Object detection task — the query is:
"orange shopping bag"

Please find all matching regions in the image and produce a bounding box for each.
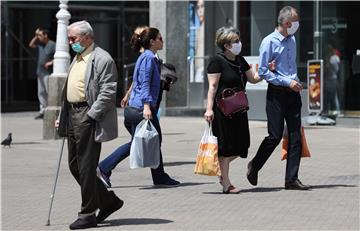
[281,126,311,161]
[194,123,221,176]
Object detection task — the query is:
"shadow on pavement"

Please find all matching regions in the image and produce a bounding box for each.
[310,184,358,189]
[112,185,153,189]
[100,218,173,227]
[139,182,215,190]
[11,142,43,145]
[203,184,358,194]
[240,187,283,193]
[202,187,283,195]
[163,161,196,167]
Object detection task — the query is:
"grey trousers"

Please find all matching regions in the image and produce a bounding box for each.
[37,75,49,114]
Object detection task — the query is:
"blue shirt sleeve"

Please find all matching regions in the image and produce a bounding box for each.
[139,56,155,104]
[258,39,292,87]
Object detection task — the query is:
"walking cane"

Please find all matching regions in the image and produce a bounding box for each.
[46,137,65,226]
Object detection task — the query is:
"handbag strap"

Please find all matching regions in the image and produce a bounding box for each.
[217,54,246,90]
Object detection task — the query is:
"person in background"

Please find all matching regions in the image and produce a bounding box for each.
[29,27,55,119]
[247,6,310,190]
[97,27,180,188]
[204,26,262,194]
[57,20,123,230]
[324,43,340,115]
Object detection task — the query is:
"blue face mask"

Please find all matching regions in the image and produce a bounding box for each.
[71,42,85,53]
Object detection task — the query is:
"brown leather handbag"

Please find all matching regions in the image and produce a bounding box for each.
[216,88,249,117]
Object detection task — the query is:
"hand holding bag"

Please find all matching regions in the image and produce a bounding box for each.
[194,123,221,176]
[130,119,160,169]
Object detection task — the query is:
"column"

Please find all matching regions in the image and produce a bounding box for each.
[43,0,71,139]
[150,1,188,108]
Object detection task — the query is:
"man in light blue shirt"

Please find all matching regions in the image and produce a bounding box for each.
[247,6,310,190]
[258,27,301,88]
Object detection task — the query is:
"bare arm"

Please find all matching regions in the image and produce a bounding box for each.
[28,29,40,48]
[246,60,276,84]
[44,60,54,69]
[120,82,133,108]
[245,69,262,84]
[204,73,220,122]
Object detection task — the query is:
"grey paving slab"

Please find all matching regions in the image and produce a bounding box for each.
[1,112,359,230]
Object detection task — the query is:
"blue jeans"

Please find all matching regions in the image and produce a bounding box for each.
[98,142,131,177]
[98,106,168,183]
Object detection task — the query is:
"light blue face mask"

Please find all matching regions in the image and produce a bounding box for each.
[71,42,85,53]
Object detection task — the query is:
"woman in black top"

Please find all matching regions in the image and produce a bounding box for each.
[204,27,262,193]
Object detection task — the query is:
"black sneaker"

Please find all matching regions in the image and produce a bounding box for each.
[69,215,97,230]
[96,167,111,188]
[97,196,124,223]
[154,177,180,187]
[34,114,44,120]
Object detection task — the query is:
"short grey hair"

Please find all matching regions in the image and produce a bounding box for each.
[277,6,297,25]
[68,20,94,38]
[215,26,240,51]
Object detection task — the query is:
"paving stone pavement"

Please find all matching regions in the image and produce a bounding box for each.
[1,112,359,231]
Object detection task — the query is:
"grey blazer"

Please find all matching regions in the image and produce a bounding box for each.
[58,44,118,142]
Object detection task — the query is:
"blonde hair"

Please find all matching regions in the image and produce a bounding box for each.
[215,27,240,51]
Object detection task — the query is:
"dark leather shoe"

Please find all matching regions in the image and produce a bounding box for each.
[246,161,258,186]
[34,114,44,120]
[285,179,310,190]
[69,215,97,230]
[97,196,124,223]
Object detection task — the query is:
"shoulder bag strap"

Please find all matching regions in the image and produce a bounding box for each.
[217,54,245,90]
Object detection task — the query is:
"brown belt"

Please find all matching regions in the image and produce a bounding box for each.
[268,84,293,93]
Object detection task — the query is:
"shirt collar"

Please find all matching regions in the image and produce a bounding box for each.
[143,49,156,57]
[273,28,286,42]
[77,43,94,63]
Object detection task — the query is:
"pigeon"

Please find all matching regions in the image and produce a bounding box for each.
[1,133,12,147]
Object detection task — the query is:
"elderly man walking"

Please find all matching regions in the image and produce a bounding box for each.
[247,6,310,190]
[57,20,123,230]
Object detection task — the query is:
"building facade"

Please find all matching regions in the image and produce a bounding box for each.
[1,1,149,111]
[2,1,359,118]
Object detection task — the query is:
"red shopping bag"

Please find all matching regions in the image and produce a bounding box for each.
[194,123,221,176]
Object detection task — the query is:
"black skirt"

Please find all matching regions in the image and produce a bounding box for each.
[212,105,250,158]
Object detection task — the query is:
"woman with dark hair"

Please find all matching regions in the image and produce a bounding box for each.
[97,27,180,188]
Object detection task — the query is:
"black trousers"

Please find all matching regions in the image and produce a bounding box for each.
[124,106,167,183]
[251,86,302,182]
[67,105,116,218]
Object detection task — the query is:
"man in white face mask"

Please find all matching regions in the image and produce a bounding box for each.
[247,6,311,190]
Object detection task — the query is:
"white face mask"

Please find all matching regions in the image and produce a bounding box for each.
[287,21,299,35]
[228,41,242,55]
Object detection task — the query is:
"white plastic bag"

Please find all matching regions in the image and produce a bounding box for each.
[130,119,160,169]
